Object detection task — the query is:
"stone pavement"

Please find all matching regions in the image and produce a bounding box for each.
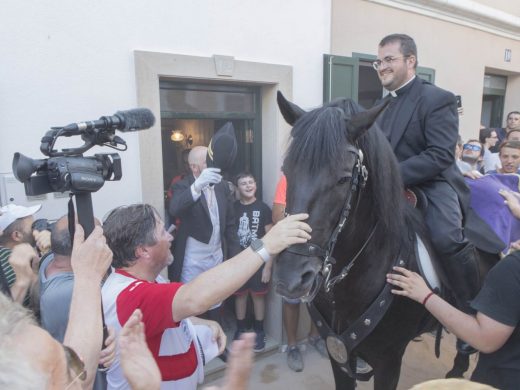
[201,332,478,389]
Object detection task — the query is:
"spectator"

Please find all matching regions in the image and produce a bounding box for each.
[492,111,520,152]
[233,172,273,352]
[461,140,485,173]
[0,204,44,306]
[101,203,310,389]
[272,175,330,373]
[387,254,520,389]
[479,128,500,173]
[455,136,473,174]
[39,215,116,389]
[168,146,241,323]
[488,141,520,174]
[506,129,520,142]
[0,223,113,390]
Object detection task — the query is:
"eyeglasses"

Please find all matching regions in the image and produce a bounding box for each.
[63,345,87,389]
[372,56,410,70]
[463,144,482,152]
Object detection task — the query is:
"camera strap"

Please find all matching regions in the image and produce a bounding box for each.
[68,195,76,249]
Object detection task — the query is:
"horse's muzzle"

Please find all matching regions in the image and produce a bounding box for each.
[274,250,322,299]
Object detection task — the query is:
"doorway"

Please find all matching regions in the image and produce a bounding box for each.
[159,81,262,211]
[481,74,507,128]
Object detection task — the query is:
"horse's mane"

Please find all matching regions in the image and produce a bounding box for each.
[284,98,409,247]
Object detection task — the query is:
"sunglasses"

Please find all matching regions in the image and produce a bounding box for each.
[63,345,87,389]
[463,144,482,152]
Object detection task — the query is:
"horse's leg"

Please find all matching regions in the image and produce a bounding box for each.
[329,359,356,390]
[371,352,404,390]
[445,352,469,378]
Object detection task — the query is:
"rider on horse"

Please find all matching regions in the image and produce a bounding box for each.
[374,34,480,349]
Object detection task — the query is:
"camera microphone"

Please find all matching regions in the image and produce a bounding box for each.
[62,108,155,133]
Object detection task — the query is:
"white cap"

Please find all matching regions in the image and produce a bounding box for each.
[0,204,42,232]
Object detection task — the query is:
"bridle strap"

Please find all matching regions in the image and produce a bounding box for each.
[285,144,370,297]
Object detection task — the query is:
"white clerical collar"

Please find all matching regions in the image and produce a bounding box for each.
[389,75,416,97]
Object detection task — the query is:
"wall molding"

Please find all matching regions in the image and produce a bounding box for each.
[365,0,520,40]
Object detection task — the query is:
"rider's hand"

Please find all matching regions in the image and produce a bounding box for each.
[193,168,222,193]
[386,266,432,304]
[262,213,311,255]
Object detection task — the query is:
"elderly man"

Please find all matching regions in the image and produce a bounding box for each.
[0,204,46,306]
[101,203,310,390]
[374,34,481,352]
[168,145,240,320]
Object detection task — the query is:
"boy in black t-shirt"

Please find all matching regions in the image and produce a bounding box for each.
[233,173,273,352]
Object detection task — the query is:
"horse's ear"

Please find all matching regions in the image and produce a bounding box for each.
[277,91,306,126]
[349,99,390,140]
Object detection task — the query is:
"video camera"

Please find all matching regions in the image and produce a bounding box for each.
[12,108,155,235]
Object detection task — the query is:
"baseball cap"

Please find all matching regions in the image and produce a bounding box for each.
[206,122,237,171]
[0,204,42,232]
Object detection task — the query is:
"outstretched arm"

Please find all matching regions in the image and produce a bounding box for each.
[387,266,514,353]
[172,214,311,322]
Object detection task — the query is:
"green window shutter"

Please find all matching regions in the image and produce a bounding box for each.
[417,66,435,84]
[323,54,359,103]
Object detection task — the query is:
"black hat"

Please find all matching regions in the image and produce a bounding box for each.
[206,122,237,171]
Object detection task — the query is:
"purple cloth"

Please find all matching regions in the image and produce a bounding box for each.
[466,174,520,253]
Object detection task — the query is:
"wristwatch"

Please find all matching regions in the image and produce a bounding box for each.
[250,239,271,263]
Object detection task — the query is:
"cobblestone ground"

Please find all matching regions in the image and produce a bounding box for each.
[201,332,479,389]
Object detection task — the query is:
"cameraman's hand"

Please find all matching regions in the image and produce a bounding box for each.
[193,168,222,193]
[9,243,39,286]
[262,213,311,256]
[71,224,112,284]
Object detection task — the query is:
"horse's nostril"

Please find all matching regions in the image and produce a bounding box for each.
[301,270,315,286]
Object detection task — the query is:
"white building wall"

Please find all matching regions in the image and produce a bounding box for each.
[0,0,331,218]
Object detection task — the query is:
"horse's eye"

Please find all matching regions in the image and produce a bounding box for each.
[337,176,349,185]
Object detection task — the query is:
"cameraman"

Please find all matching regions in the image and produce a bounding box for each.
[0,204,49,307]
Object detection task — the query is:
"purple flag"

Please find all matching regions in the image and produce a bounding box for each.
[466,174,520,254]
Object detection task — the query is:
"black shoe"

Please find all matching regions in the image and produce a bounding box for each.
[218,349,228,363]
[456,339,477,355]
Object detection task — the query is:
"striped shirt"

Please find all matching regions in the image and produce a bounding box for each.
[0,246,31,306]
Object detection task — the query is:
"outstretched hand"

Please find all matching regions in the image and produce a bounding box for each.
[386,266,432,304]
[262,213,311,255]
[499,189,520,219]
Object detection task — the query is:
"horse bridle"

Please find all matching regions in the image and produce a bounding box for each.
[285,143,371,301]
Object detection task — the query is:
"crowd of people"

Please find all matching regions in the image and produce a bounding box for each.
[1,32,519,390]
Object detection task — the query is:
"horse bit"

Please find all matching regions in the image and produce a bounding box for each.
[285,143,374,301]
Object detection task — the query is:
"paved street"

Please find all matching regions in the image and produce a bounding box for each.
[202,332,478,389]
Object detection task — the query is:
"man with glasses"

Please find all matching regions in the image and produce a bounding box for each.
[374,34,482,353]
[461,140,485,174]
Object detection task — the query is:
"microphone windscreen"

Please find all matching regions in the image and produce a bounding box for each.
[116,108,156,132]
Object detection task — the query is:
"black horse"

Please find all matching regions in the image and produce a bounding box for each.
[273,92,498,389]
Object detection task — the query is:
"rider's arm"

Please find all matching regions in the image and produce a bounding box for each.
[172,214,311,322]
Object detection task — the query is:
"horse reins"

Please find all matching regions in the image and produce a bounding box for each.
[285,143,373,298]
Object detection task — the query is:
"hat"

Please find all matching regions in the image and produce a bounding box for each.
[0,204,42,232]
[206,122,237,171]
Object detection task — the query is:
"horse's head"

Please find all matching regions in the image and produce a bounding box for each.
[274,92,389,300]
